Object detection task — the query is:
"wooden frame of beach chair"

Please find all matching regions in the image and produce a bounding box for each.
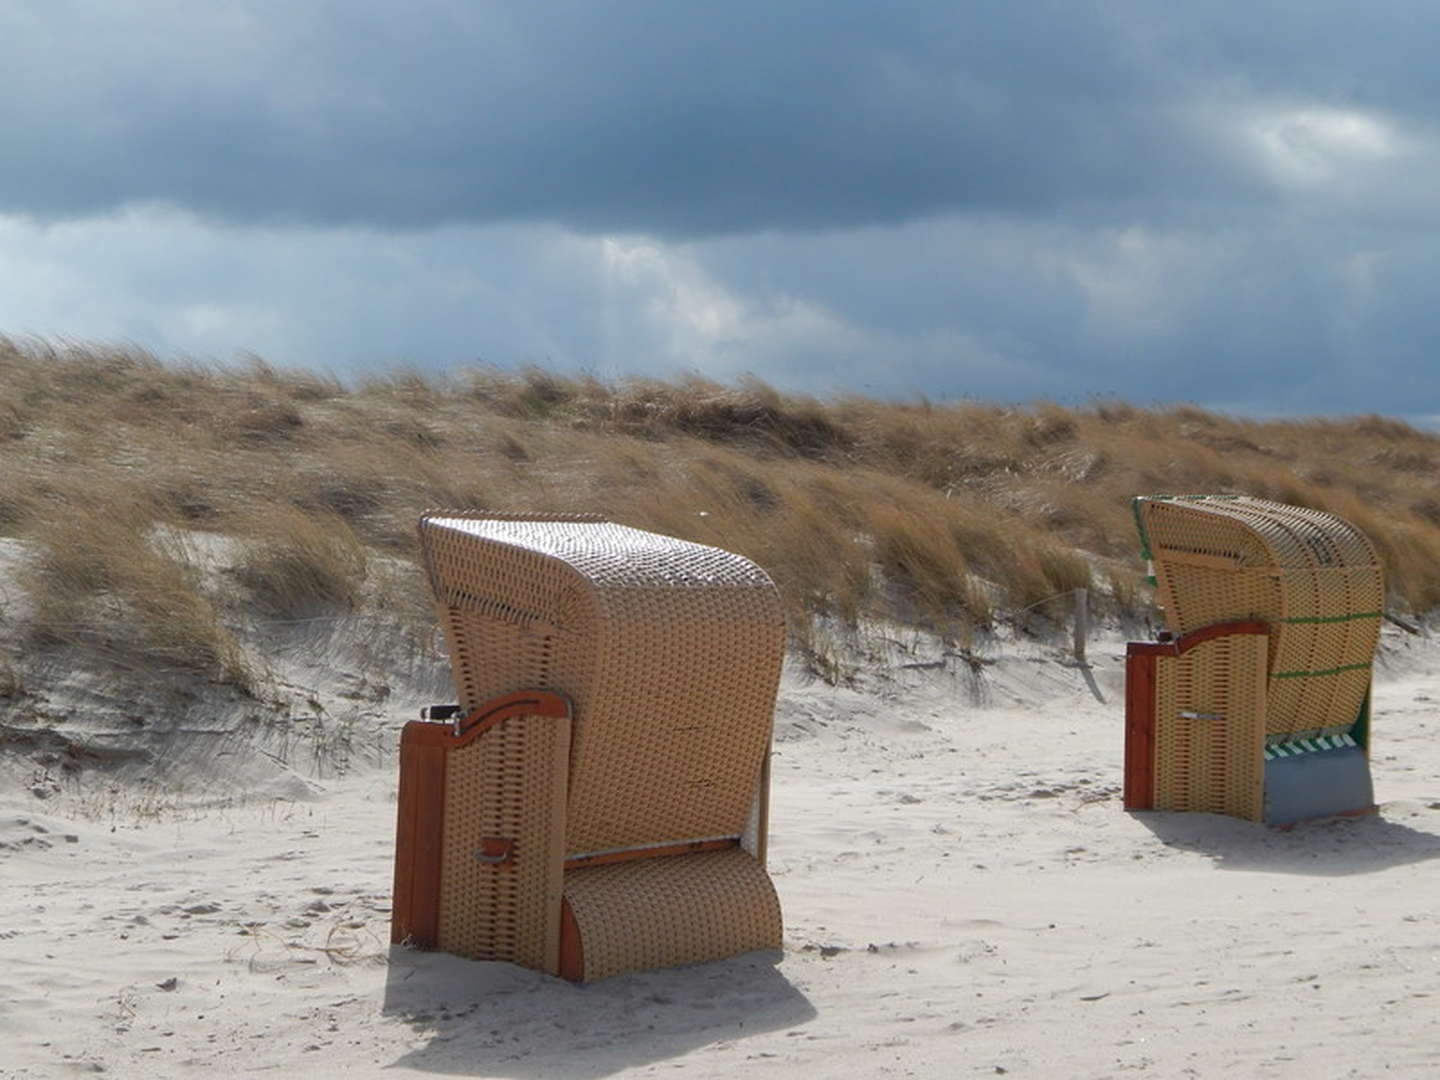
[1124,496,1382,825]
[391,513,785,981]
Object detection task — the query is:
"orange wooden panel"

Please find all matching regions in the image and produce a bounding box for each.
[391,733,447,946]
[1123,647,1157,811]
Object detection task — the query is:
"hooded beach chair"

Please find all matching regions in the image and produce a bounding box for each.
[391,513,784,981]
[1124,496,1383,825]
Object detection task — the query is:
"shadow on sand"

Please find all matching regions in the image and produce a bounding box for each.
[1134,806,1440,875]
[381,947,815,1077]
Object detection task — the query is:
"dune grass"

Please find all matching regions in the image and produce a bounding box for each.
[230,506,369,619]
[17,489,249,685]
[3,335,1440,682]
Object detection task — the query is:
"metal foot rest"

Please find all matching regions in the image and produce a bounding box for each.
[1264,745,1375,827]
[559,847,782,982]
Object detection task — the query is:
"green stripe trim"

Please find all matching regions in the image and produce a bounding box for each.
[1271,662,1372,679]
[1263,732,1360,760]
[1130,497,1154,561]
[1279,612,1382,625]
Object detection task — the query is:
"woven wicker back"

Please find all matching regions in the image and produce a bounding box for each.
[418,513,786,856]
[1133,496,1383,738]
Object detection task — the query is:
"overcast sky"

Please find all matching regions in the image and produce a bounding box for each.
[3,2,1438,417]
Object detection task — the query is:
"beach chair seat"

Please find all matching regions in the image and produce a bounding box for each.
[1124,496,1382,825]
[392,513,785,980]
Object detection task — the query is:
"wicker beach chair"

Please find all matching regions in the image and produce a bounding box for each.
[391,513,785,981]
[1123,496,1383,825]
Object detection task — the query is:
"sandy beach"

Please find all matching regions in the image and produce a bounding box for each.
[4,618,1440,1079]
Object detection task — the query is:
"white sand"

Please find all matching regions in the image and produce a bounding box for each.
[5,621,1440,1079]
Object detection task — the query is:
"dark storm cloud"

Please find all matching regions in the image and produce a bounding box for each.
[682,212,1440,417]
[8,1,1426,236]
[5,2,1440,419]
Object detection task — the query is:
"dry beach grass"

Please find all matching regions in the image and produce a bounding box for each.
[5,334,1440,683]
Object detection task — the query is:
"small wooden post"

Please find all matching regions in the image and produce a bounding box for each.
[1072,587,1088,665]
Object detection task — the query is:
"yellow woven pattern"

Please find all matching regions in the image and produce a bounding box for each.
[436,712,570,973]
[420,513,785,855]
[1138,496,1382,736]
[1154,633,1268,821]
[563,849,783,982]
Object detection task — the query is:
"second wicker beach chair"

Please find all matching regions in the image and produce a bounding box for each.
[391,513,785,981]
[1124,495,1383,825]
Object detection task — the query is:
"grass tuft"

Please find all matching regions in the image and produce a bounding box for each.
[231,507,369,618]
[21,493,249,685]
